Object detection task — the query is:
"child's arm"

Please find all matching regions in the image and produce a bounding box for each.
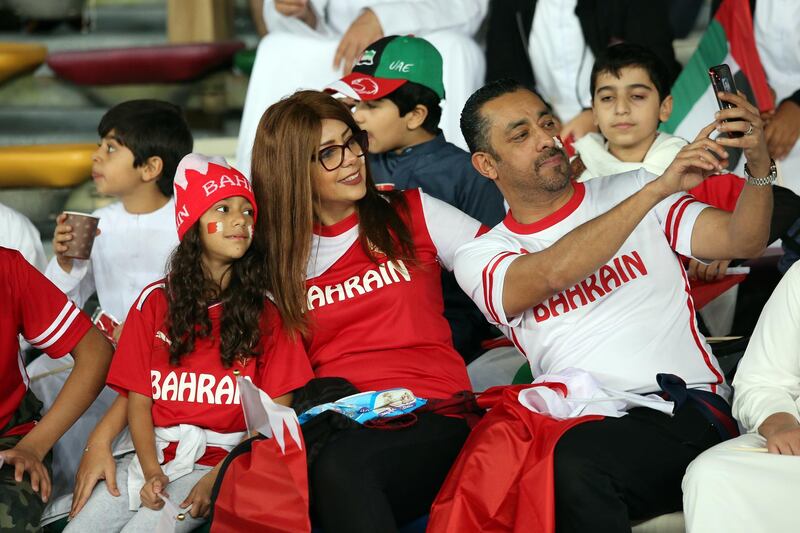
[181,461,223,518]
[128,391,169,510]
[70,395,128,517]
[2,327,112,503]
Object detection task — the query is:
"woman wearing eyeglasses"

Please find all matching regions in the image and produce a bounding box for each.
[250,90,484,533]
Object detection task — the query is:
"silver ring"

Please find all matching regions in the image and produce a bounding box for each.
[745,123,754,135]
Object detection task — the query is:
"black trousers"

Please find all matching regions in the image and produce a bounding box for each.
[308,412,470,533]
[554,404,722,533]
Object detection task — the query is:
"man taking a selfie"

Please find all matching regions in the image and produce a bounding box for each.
[451,69,774,530]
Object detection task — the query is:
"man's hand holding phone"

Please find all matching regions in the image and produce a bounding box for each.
[708,64,771,177]
[714,90,771,178]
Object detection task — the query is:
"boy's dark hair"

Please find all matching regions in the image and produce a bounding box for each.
[384,81,442,135]
[590,43,672,102]
[461,78,542,156]
[98,100,193,197]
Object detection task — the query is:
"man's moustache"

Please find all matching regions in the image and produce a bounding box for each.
[535,148,566,169]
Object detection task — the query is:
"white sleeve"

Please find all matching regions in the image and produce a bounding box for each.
[44,256,95,310]
[419,191,481,271]
[10,220,46,272]
[454,235,524,328]
[0,205,47,272]
[732,262,800,433]
[634,169,709,258]
[369,0,488,36]
[27,240,47,273]
[262,0,336,36]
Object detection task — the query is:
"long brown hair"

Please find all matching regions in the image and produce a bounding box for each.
[251,90,415,334]
[165,225,266,367]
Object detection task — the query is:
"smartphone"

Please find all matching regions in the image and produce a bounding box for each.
[708,64,744,138]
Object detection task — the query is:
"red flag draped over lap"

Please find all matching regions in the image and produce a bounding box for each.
[211,428,310,533]
[428,385,603,533]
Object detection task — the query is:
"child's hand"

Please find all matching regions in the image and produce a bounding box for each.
[140,472,170,510]
[53,212,101,272]
[181,470,217,518]
[53,213,76,272]
[687,258,731,282]
[70,442,119,518]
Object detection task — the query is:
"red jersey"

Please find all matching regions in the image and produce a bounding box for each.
[107,281,313,465]
[304,189,480,400]
[0,247,92,436]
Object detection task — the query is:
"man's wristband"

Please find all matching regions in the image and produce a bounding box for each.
[744,158,777,186]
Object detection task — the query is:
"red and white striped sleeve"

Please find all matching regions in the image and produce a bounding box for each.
[107,280,164,397]
[454,232,524,327]
[15,251,92,358]
[654,192,710,257]
[632,168,710,257]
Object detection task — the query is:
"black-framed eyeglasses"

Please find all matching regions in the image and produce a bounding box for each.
[313,130,369,171]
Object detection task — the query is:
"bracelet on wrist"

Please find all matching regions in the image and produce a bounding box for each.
[744,158,777,186]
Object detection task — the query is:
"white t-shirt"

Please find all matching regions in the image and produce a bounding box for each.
[0,202,47,271]
[45,200,178,320]
[455,169,730,399]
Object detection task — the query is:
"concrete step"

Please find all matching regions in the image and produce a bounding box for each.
[0,67,250,145]
[0,105,243,145]
[0,65,250,107]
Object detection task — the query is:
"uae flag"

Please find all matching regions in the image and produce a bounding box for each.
[660,0,774,171]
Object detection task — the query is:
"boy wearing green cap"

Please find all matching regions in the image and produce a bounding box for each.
[327,35,505,362]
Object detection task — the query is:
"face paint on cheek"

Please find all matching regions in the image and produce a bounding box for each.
[207,221,223,234]
[247,225,254,239]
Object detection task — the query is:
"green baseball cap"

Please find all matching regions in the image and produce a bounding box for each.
[325,35,445,100]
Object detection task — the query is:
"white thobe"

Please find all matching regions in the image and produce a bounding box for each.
[682,262,800,533]
[236,0,488,175]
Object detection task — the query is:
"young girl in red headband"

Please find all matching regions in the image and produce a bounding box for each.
[66,154,313,532]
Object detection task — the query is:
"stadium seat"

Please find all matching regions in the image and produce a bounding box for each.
[47,41,244,85]
[0,42,47,84]
[0,143,93,188]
